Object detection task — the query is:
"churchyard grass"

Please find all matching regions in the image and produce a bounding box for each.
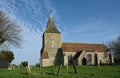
[0,65,120,78]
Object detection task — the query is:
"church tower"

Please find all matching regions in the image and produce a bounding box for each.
[40,10,62,67]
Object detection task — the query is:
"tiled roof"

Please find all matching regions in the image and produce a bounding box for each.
[45,15,60,33]
[41,49,49,59]
[62,42,109,52]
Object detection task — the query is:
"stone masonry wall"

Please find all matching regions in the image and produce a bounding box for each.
[63,51,113,65]
[42,33,62,66]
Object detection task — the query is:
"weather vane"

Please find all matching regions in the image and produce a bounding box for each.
[50,9,52,13]
[50,8,52,17]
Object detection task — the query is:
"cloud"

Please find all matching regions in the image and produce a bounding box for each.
[91,20,102,26]
[62,18,120,44]
[62,19,103,33]
[11,25,42,65]
[0,0,60,65]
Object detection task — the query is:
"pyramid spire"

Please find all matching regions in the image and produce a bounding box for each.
[45,10,60,33]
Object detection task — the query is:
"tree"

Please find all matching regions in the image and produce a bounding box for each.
[0,51,14,63]
[0,50,14,67]
[0,10,21,48]
[108,36,120,64]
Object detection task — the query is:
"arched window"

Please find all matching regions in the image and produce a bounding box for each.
[68,54,72,65]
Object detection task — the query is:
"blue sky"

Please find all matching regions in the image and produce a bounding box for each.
[0,0,120,65]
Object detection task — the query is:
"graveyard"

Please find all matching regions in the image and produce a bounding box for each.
[0,65,120,78]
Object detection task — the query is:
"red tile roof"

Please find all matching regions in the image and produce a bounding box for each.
[41,49,49,59]
[62,42,109,52]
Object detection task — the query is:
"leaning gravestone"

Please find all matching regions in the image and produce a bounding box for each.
[56,50,82,76]
[72,50,82,74]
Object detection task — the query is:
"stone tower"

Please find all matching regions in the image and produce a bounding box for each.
[40,10,62,67]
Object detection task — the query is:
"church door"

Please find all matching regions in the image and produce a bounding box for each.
[109,54,112,64]
[94,54,98,65]
[82,57,87,65]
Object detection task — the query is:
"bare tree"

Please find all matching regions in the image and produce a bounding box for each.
[108,36,120,54]
[108,36,120,63]
[0,10,21,48]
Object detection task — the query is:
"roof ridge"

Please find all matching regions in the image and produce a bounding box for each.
[62,42,105,45]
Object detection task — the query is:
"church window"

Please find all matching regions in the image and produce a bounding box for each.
[68,54,72,64]
[87,54,92,62]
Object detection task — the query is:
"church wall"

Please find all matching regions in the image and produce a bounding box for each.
[44,33,61,49]
[63,51,95,65]
[63,51,113,66]
[41,59,51,67]
[85,52,95,65]
[78,51,86,65]
[63,52,76,65]
[78,51,96,65]
[97,52,113,64]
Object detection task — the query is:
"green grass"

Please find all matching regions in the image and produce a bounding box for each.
[0,65,120,78]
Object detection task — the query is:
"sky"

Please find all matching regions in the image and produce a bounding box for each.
[0,0,120,65]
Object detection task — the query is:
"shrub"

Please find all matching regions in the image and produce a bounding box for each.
[0,51,14,63]
[21,61,28,67]
[36,63,40,67]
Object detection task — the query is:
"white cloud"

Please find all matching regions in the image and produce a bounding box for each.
[11,24,42,65]
[0,0,59,65]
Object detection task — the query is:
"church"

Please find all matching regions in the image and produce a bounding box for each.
[40,11,114,67]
